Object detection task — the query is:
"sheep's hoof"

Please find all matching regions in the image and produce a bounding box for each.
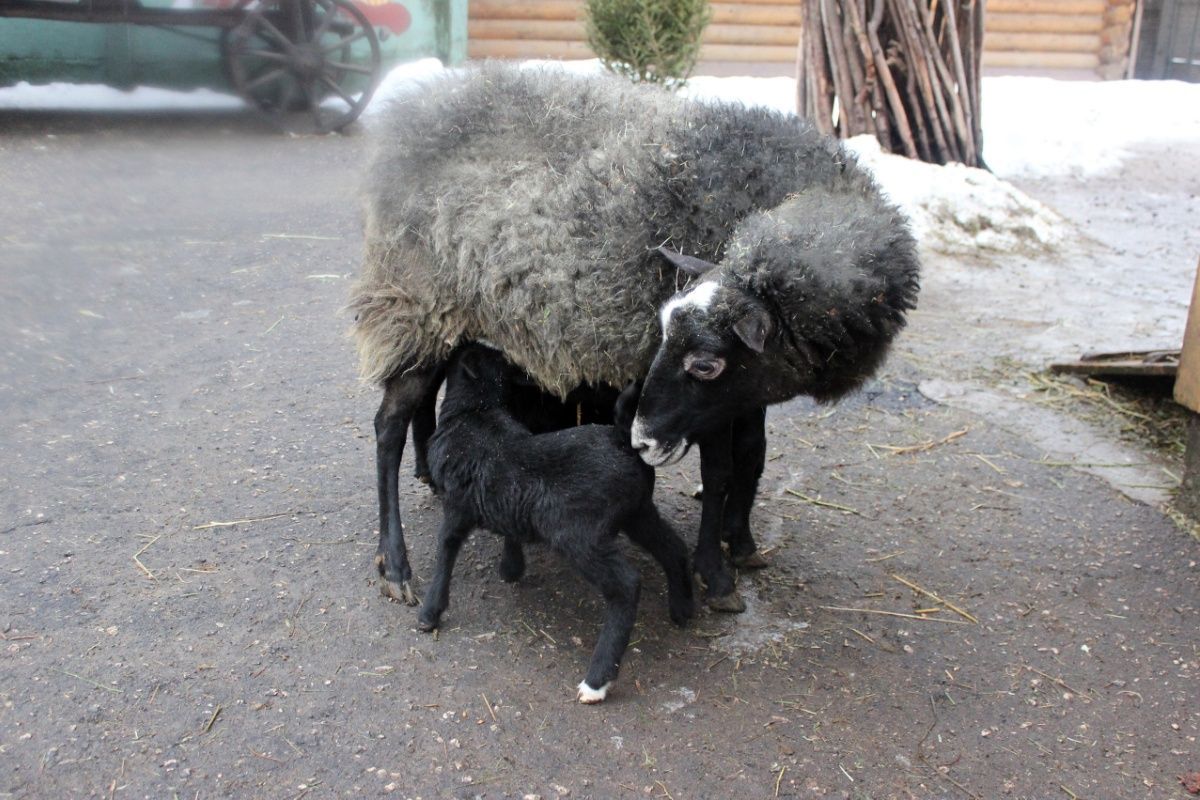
[691,483,704,500]
[414,470,432,485]
[669,595,696,626]
[498,558,525,583]
[416,615,438,632]
[732,550,769,570]
[706,591,746,614]
[576,680,611,704]
[381,579,419,606]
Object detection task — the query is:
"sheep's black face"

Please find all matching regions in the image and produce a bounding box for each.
[632,280,789,466]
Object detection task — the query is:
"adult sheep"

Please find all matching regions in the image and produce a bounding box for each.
[351,64,919,611]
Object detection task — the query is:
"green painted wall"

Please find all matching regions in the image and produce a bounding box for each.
[0,0,466,89]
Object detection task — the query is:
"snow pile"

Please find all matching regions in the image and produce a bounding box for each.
[845,135,1067,255]
[677,68,1069,254]
[982,77,1200,178]
[681,73,798,117]
[0,81,241,110]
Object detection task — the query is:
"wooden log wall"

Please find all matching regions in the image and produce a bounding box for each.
[468,0,1137,77]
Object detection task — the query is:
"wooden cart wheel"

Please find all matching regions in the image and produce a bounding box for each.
[223,0,382,133]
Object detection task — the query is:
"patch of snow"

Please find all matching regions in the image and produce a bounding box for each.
[845,135,1068,255]
[982,77,1200,178]
[0,81,241,111]
[660,686,697,714]
[681,74,798,118]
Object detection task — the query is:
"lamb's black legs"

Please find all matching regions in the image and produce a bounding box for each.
[695,427,745,612]
[566,541,641,703]
[374,366,440,605]
[624,507,694,626]
[723,408,767,568]
[416,511,472,631]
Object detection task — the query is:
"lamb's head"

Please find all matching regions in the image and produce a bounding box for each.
[633,198,919,466]
[441,343,516,416]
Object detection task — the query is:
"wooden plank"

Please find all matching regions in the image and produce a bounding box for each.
[468,39,798,64]
[985,31,1101,52]
[986,13,1104,33]
[470,0,582,21]
[470,19,800,46]
[988,0,1105,13]
[1175,260,1200,412]
[981,49,1100,67]
[470,19,584,41]
[703,23,802,45]
[469,1,802,26]
[468,38,592,59]
[708,3,803,25]
[697,43,801,61]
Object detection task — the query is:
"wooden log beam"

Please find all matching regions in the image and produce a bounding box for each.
[470,1,803,26]
[987,0,1105,13]
[986,13,1105,33]
[468,39,593,59]
[981,50,1101,67]
[986,31,1101,52]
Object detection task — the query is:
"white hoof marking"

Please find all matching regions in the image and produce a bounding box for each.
[576,680,611,704]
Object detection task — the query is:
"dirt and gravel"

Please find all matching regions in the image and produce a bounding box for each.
[1,110,1197,800]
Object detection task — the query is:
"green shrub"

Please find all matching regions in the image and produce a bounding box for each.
[584,0,712,89]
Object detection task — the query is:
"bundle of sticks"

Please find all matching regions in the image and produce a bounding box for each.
[796,0,985,168]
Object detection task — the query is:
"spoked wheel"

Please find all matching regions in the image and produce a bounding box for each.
[223,0,381,133]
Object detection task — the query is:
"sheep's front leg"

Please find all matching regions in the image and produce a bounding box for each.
[498,538,526,583]
[696,427,746,613]
[723,407,768,569]
[567,541,641,704]
[417,511,472,631]
[374,366,440,605]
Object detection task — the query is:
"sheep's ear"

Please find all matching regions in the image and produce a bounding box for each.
[655,246,718,277]
[733,306,773,353]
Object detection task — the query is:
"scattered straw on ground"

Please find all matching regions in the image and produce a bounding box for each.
[1026,372,1186,459]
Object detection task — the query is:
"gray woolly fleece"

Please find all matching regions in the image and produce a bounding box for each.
[351,64,919,399]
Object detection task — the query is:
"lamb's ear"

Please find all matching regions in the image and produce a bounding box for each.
[613,380,642,431]
[459,349,482,380]
[655,246,718,278]
[733,306,773,353]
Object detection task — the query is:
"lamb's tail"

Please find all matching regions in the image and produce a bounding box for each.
[613,381,642,434]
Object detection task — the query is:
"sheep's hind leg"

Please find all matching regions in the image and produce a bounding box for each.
[723,407,768,569]
[417,510,472,631]
[695,427,746,613]
[565,540,640,704]
[410,367,443,485]
[374,365,440,605]
[498,539,526,583]
[624,505,694,626]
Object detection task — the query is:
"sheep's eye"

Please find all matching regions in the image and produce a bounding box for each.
[684,353,726,381]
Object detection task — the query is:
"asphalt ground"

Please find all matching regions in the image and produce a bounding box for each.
[1,111,1197,800]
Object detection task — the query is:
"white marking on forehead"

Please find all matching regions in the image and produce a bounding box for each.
[659,281,720,331]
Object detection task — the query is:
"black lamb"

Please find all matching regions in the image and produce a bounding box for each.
[418,344,694,704]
